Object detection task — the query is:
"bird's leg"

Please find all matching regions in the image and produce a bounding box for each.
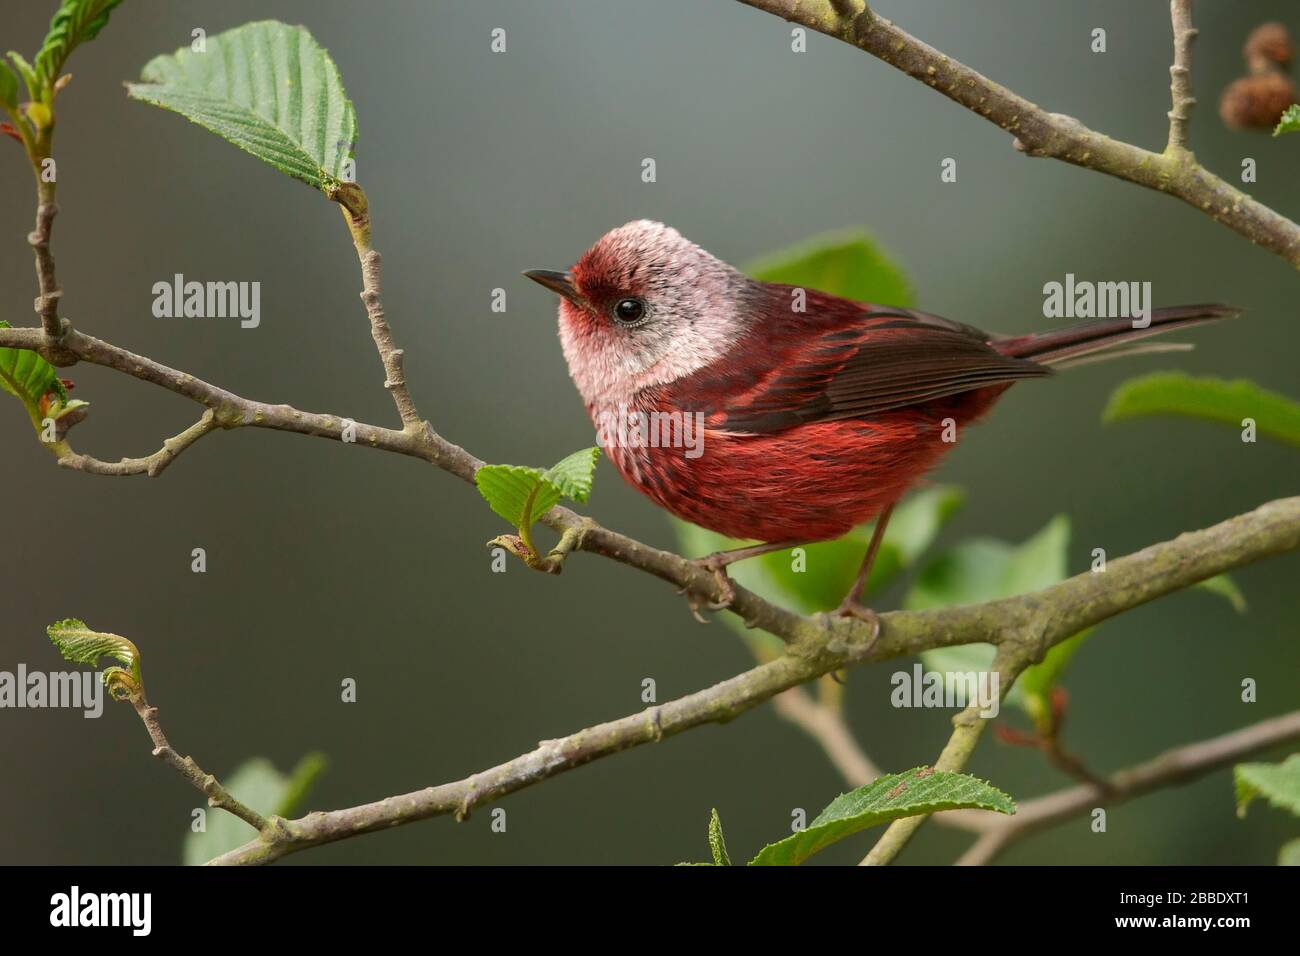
[687,540,798,612]
[833,503,896,644]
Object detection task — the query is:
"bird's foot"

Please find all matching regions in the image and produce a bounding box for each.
[680,552,739,619]
[832,598,882,654]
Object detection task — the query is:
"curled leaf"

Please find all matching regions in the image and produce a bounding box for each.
[35,0,124,90]
[47,618,142,698]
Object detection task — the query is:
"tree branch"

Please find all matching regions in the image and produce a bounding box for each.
[737,0,1300,268]
[204,498,1300,864]
[1166,0,1198,153]
[29,195,62,340]
[954,709,1300,866]
[860,649,1026,864]
[356,248,421,429]
[128,688,270,834]
[57,409,218,477]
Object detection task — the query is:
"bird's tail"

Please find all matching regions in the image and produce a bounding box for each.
[993,304,1243,369]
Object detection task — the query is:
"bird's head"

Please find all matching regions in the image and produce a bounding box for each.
[525,220,756,405]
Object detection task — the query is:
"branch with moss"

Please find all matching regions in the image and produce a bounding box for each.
[204,498,1300,864]
[737,0,1300,268]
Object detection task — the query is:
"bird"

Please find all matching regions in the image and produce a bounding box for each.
[525,220,1239,631]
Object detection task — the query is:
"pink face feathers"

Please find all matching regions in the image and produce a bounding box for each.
[554,221,757,408]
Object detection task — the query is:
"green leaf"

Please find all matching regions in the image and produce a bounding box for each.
[1274,104,1300,136]
[0,321,58,421]
[1196,574,1247,614]
[750,768,1014,865]
[476,447,600,530]
[1235,755,1300,819]
[35,0,124,90]
[128,21,358,191]
[6,52,38,102]
[909,516,1087,717]
[1279,838,1300,866]
[182,754,326,865]
[708,808,731,866]
[757,485,965,613]
[0,323,89,437]
[746,229,913,306]
[475,464,554,528]
[1103,373,1300,447]
[542,446,600,504]
[47,618,142,695]
[0,61,18,111]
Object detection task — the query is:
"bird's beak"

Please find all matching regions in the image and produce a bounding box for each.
[524,269,584,307]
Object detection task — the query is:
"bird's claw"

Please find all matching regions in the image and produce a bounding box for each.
[681,554,738,620]
[833,600,882,653]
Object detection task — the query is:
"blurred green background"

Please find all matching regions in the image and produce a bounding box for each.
[2,0,1297,865]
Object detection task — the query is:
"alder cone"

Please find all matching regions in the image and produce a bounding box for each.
[1219,71,1297,129]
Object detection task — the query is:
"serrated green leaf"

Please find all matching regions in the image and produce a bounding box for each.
[708,808,731,866]
[1103,373,1300,447]
[1235,755,1300,819]
[750,768,1014,865]
[544,446,599,503]
[746,229,913,307]
[0,61,18,111]
[47,618,141,689]
[477,448,600,531]
[127,21,357,191]
[1196,574,1247,614]
[475,464,555,528]
[35,0,123,90]
[182,753,326,865]
[0,321,58,422]
[1274,104,1300,136]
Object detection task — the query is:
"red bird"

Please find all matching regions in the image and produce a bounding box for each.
[526,220,1238,626]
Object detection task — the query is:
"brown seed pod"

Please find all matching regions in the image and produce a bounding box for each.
[1244,22,1293,73]
[1219,71,1297,130]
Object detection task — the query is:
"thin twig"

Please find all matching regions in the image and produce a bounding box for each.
[1166,0,1198,153]
[206,634,882,865]
[356,248,421,429]
[57,409,218,477]
[860,650,1026,865]
[29,193,62,339]
[128,691,269,833]
[736,0,1300,267]
[954,709,1300,865]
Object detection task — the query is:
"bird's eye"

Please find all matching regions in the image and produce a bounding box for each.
[613,298,646,324]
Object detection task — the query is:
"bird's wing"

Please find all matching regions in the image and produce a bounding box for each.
[667,304,1049,434]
